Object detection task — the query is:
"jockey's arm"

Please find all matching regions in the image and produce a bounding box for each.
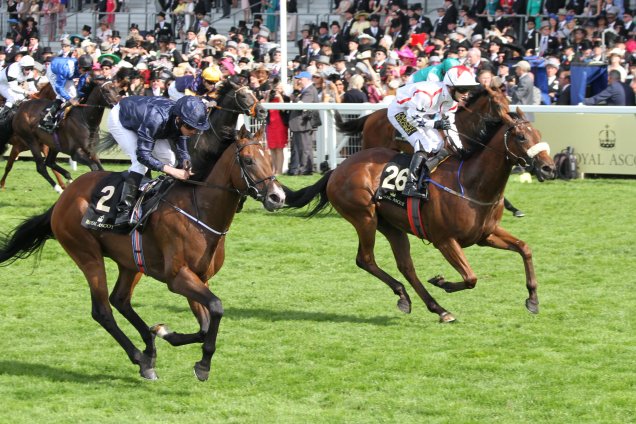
[174,135,192,169]
[8,78,27,95]
[136,124,168,173]
[54,75,73,102]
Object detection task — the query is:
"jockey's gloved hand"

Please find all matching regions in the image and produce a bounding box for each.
[433,119,451,130]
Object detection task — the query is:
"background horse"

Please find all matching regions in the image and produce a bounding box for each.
[0,80,120,192]
[284,103,555,322]
[0,126,285,381]
[0,83,67,189]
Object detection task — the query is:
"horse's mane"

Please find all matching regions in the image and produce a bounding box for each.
[457,85,514,154]
[215,79,235,99]
[189,125,236,182]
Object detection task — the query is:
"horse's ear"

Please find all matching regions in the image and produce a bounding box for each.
[237,124,248,140]
[515,106,526,120]
[254,125,264,140]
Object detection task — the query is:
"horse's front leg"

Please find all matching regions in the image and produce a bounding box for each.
[0,143,21,189]
[166,267,223,382]
[109,266,158,379]
[427,238,478,293]
[29,143,61,191]
[151,297,208,346]
[44,148,73,188]
[478,226,539,314]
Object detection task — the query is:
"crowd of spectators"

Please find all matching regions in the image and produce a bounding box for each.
[1,0,635,173]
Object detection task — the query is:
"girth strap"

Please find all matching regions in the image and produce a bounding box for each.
[406,197,428,240]
[131,228,146,274]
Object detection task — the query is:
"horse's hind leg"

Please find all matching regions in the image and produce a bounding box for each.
[72,148,103,171]
[478,226,539,314]
[42,145,67,189]
[377,220,454,322]
[27,143,60,191]
[44,149,73,185]
[109,266,159,379]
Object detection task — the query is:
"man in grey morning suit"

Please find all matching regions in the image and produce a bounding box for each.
[287,71,320,175]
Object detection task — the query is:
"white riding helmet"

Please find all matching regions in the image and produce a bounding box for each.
[19,55,35,68]
[443,65,480,89]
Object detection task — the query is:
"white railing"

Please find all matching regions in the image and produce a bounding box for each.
[250,103,636,173]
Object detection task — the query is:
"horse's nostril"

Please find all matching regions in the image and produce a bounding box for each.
[269,194,281,204]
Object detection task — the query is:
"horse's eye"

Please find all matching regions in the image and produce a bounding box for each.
[243,157,254,166]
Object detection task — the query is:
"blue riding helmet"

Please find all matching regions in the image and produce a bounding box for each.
[173,96,210,131]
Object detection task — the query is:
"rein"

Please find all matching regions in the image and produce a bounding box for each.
[213,86,259,116]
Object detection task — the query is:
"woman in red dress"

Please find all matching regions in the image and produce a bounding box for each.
[265,83,289,176]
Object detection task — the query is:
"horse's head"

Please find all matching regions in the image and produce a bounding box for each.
[89,78,121,107]
[216,79,267,120]
[232,125,285,211]
[502,109,556,182]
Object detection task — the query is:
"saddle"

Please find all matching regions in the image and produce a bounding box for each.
[82,172,175,234]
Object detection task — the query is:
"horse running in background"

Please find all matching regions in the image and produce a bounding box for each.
[0,79,120,192]
[335,85,527,216]
[0,83,67,190]
[284,93,556,322]
[0,126,285,381]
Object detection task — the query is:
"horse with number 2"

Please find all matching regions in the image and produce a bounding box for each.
[0,125,285,381]
[285,86,556,322]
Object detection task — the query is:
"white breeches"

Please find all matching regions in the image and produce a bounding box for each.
[107,104,176,175]
[0,85,24,107]
[167,81,185,101]
[387,103,444,153]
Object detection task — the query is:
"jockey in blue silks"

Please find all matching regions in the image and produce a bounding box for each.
[107,95,210,225]
[39,54,93,132]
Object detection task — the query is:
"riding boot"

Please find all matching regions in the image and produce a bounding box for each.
[402,151,427,199]
[114,172,143,226]
[39,99,63,133]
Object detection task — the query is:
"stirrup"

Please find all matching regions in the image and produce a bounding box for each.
[403,182,427,200]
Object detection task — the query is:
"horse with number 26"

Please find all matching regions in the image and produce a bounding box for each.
[0,125,285,381]
[285,85,556,323]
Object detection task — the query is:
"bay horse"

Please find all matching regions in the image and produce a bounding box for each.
[0,79,120,192]
[0,125,285,381]
[0,83,67,190]
[284,104,556,322]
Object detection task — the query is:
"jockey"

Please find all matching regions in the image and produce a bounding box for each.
[107,95,210,225]
[39,54,93,132]
[167,65,222,103]
[407,57,460,84]
[0,55,38,116]
[388,65,480,199]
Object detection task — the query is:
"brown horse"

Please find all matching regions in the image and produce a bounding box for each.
[0,126,286,380]
[0,83,67,189]
[0,79,120,191]
[284,104,556,322]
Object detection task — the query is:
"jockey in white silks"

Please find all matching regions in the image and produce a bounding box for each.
[0,55,38,111]
[387,65,480,199]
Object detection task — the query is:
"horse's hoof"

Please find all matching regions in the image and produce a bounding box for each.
[439,312,456,323]
[193,362,210,382]
[150,323,171,339]
[397,298,412,314]
[53,184,63,194]
[66,178,74,185]
[138,353,158,380]
[428,275,445,288]
[525,298,539,314]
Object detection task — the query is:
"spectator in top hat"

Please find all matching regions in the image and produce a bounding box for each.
[364,14,385,44]
[154,12,173,38]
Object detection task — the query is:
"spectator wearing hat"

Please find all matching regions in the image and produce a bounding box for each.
[288,71,320,176]
[26,34,43,63]
[167,39,185,66]
[182,28,199,55]
[351,11,371,39]
[297,24,312,54]
[4,33,19,64]
[252,29,272,62]
[545,57,561,103]
[620,10,634,37]
[59,38,73,58]
[607,48,627,81]
[372,45,388,77]
[525,21,561,56]
[345,37,360,62]
[329,21,347,56]
[154,12,173,39]
[331,53,348,78]
[96,22,112,44]
[20,17,39,44]
[341,7,356,42]
[122,38,143,67]
[317,21,331,45]
[363,14,385,44]
[509,60,535,105]
[144,69,173,97]
[197,19,217,40]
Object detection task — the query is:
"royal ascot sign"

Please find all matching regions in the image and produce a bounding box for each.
[534,113,636,176]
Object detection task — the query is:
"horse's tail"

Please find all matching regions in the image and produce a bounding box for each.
[334,111,369,136]
[0,114,15,158]
[0,206,55,266]
[96,132,117,154]
[283,170,333,217]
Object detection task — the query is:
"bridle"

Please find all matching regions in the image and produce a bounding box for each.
[213,85,259,116]
[502,119,550,168]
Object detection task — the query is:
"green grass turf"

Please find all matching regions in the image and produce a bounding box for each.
[0,160,634,423]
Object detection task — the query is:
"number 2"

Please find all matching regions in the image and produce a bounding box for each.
[96,185,115,213]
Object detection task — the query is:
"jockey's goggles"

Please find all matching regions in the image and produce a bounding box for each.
[453,86,476,93]
[22,66,33,71]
